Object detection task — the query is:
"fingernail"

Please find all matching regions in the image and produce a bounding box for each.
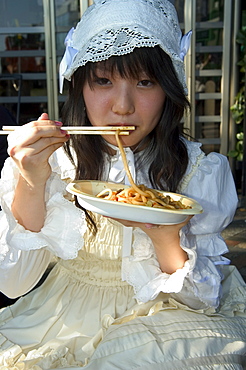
[55,121,63,126]
[60,129,67,134]
[145,223,158,229]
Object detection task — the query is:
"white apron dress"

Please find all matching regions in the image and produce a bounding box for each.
[0,140,245,369]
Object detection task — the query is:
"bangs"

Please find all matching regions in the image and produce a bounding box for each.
[85,47,159,84]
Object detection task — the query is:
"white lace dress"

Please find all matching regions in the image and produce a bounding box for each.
[0,140,245,369]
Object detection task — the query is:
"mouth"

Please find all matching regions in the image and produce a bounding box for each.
[108,124,136,133]
[109,123,135,126]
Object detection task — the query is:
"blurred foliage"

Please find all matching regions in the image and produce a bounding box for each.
[228,27,246,161]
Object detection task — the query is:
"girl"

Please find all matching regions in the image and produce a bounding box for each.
[0,0,245,369]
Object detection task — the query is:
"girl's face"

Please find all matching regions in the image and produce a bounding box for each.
[83,66,166,149]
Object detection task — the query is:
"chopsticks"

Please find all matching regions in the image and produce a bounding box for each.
[0,126,135,135]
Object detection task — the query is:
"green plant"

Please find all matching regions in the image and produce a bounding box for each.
[228,27,246,161]
[228,132,244,161]
[230,86,245,124]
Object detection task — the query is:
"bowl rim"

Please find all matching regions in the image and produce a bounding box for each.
[66,180,203,215]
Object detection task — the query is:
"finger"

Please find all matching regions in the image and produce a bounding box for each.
[7,120,69,159]
[138,222,163,229]
[37,113,62,128]
[9,122,67,146]
[38,112,49,121]
[17,141,66,166]
[144,215,193,230]
[29,119,61,129]
[144,223,158,229]
[30,135,69,156]
[9,133,69,158]
[110,217,140,228]
[186,215,193,222]
[179,215,193,227]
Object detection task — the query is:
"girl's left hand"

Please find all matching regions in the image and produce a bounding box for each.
[112,215,192,235]
[112,216,193,274]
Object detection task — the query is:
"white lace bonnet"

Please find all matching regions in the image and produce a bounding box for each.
[59,0,192,94]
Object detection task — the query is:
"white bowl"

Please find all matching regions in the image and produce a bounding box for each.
[66,180,203,225]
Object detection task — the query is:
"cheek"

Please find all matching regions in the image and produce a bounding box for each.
[153,95,166,120]
[144,98,165,122]
[83,92,102,124]
[142,91,165,113]
[83,86,92,109]
[84,89,109,118]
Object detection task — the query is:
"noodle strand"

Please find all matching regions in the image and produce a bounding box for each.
[96,130,190,210]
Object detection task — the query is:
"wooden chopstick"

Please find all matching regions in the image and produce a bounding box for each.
[0,131,14,135]
[0,131,131,135]
[0,126,135,136]
[62,126,135,131]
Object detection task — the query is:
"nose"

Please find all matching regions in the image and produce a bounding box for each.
[111,84,135,116]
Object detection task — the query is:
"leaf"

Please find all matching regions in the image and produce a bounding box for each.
[228,150,239,158]
[236,132,244,140]
[236,140,244,152]
[237,153,243,161]
[231,110,244,124]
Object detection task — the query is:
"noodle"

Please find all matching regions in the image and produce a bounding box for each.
[96,130,191,210]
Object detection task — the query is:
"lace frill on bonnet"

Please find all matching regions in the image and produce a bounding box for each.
[60,0,191,94]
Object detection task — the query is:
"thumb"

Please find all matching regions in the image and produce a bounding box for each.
[38,113,49,121]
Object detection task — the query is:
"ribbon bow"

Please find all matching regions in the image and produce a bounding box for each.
[59,27,78,93]
[108,147,136,185]
[179,30,192,61]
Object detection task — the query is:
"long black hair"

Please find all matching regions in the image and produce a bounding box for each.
[62,46,190,230]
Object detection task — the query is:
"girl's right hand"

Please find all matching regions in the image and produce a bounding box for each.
[7,113,70,189]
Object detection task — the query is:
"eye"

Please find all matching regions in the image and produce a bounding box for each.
[94,77,111,86]
[138,79,154,87]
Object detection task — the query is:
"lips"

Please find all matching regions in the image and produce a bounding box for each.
[109,123,135,127]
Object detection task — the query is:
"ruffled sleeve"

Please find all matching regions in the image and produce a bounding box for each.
[0,148,86,297]
[122,144,238,309]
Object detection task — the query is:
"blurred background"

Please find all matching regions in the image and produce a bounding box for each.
[0,0,246,194]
